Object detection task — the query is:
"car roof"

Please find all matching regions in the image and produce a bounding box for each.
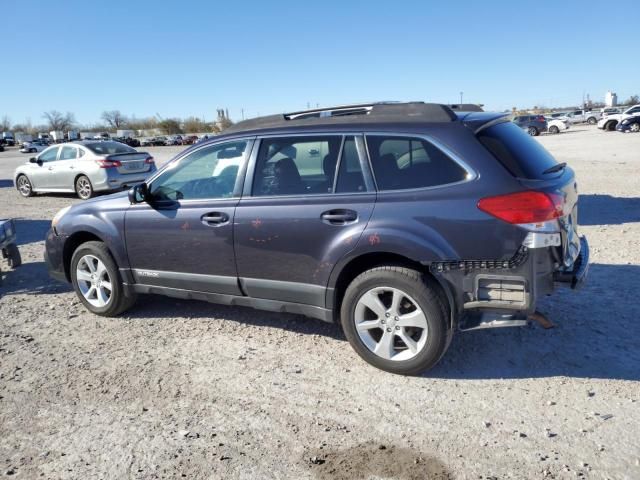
[206,102,505,143]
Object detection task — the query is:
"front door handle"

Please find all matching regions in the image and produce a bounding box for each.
[201,212,230,226]
[321,209,358,225]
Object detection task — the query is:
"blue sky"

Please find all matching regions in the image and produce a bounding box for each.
[1,0,636,126]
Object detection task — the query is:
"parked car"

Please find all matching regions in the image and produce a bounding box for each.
[165,135,184,145]
[181,135,199,145]
[616,115,640,133]
[601,107,621,117]
[512,115,548,136]
[598,104,640,131]
[563,109,600,125]
[14,141,156,200]
[2,132,16,146]
[113,137,141,148]
[43,102,588,375]
[545,117,570,134]
[20,140,49,153]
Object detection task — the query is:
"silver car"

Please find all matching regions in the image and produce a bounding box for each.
[14,141,157,200]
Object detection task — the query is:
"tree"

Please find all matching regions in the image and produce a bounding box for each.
[43,110,75,131]
[101,110,128,129]
[182,116,210,133]
[158,119,182,134]
[623,95,639,106]
[0,115,11,131]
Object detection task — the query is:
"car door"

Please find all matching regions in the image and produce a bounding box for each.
[52,145,79,189]
[124,138,254,294]
[233,134,375,308]
[29,146,60,190]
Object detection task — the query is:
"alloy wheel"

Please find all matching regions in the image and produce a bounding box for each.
[354,286,429,362]
[76,255,112,307]
[17,176,32,196]
[631,123,640,133]
[76,177,92,199]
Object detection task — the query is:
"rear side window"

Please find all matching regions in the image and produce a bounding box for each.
[477,122,559,179]
[366,136,467,191]
[335,137,366,193]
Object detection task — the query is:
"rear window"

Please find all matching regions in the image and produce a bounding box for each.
[477,122,559,179]
[84,141,136,155]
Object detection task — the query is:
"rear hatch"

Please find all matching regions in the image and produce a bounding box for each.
[476,121,581,267]
[106,152,153,175]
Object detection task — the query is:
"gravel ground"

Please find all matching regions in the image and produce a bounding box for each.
[0,127,639,479]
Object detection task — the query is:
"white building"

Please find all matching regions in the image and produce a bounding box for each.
[605,91,618,107]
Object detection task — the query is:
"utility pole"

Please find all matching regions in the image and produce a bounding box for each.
[241,109,245,120]
[460,92,463,105]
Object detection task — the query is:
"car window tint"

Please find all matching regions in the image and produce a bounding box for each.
[149,140,248,201]
[60,146,77,160]
[366,136,467,191]
[335,137,366,193]
[39,147,59,162]
[85,141,136,155]
[253,136,342,196]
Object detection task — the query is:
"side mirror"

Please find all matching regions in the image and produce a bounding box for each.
[29,157,37,163]
[128,183,149,204]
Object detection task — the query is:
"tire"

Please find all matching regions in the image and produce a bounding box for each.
[587,117,597,125]
[70,241,137,316]
[527,126,538,136]
[75,175,94,200]
[630,123,640,133]
[340,266,450,375]
[605,121,617,131]
[549,125,559,134]
[16,174,34,197]
[5,244,22,268]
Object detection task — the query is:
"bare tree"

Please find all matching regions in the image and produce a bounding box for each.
[43,111,75,131]
[183,116,210,133]
[101,110,128,129]
[0,115,11,131]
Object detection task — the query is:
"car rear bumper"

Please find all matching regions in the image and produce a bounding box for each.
[553,236,589,289]
[44,228,68,282]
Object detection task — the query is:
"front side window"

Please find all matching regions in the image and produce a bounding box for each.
[39,146,60,162]
[252,136,342,196]
[60,146,78,160]
[149,140,249,201]
[366,136,468,191]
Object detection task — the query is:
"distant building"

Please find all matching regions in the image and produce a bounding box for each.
[605,91,618,107]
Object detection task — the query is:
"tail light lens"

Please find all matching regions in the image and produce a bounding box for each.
[478,191,564,224]
[145,156,155,164]
[95,159,122,168]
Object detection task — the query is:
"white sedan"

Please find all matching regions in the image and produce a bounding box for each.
[545,117,570,134]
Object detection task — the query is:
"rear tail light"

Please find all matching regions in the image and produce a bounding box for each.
[145,156,155,164]
[95,159,122,168]
[478,191,564,224]
[537,116,546,122]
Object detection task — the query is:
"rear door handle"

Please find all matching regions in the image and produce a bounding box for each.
[201,212,230,226]
[321,209,358,225]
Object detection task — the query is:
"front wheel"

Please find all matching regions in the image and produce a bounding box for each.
[527,126,539,136]
[75,175,94,200]
[549,125,560,134]
[630,123,640,133]
[16,175,34,197]
[70,241,136,316]
[605,121,617,131]
[5,244,22,268]
[340,266,450,375]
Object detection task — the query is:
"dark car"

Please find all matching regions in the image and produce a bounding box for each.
[182,135,199,145]
[113,137,141,148]
[512,115,548,136]
[616,116,640,133]
[44,102,588,375]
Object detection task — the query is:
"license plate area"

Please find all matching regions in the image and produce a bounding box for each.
[124,161,144,170]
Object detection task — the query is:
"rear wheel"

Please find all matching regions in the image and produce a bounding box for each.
[340,266,450,375]
[527,126,539,136]
[5,244,22,268]
[549,125,560,134]
[587,117,597,125]
[16,175,33,197]
[605,121,617,131]
[70,241,136,316]
[75,175,94,200]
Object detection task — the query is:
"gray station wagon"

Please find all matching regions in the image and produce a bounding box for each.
[14,141,156,200]
[44,103,588,375]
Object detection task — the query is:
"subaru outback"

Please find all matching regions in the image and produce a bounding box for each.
[45,102,589,375]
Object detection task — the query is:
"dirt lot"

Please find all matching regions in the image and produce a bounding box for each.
[1,128,639,479]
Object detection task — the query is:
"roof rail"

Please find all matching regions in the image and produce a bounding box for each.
[225,102,457,134]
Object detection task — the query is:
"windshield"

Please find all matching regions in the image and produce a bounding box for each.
[477,122,559,179]
[84,141,136,155]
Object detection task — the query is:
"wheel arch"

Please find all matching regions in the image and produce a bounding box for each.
[62,231,107,281]
[328,251,456,328]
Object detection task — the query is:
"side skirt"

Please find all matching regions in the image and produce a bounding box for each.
[127,283,334,323]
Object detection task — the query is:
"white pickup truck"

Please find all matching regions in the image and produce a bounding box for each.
[597,104,640,131]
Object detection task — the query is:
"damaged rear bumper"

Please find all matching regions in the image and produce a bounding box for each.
[553,236,589,289]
